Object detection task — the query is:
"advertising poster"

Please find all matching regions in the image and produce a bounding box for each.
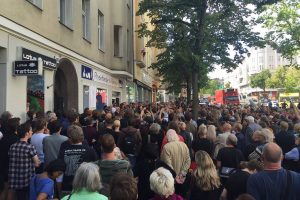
[27,76,44,113]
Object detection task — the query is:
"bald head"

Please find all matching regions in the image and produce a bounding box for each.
[262,142,282,164]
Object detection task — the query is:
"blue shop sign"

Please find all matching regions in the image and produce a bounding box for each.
[81,65,93,80]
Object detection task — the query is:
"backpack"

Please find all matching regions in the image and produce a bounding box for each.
[123,133,136,155]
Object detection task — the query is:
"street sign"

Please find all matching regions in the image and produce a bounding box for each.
[14,60,40,76]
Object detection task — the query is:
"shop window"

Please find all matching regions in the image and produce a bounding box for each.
[27,76,44,113]
[26,0,43,9]
[98,10,105,51]
[60,0,73,29]
[114,25,123,57]
[96,89,107,110]
[83,85,89,109]
[82,0,91,40]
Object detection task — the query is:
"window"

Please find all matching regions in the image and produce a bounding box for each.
[114,25,123,57]
[98,11,104,50]
[60,0,73,29]
[27,0,43,9]
[82,0,90,40]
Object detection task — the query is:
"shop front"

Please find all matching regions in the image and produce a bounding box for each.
[81,65,123,110]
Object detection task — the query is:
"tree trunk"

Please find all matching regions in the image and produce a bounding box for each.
[191,0,208,120]
[192,71,199,120]
[187,77,192,103]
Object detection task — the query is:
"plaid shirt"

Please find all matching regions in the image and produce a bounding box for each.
[8,141,37,189]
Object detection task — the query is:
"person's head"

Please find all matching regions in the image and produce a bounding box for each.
[150,167,175,198]
[1,111,12,123]
[85,117,93,126]
[197,124,207,139]
[294,123,300,134]
[280,121,289,132]
[72,162,102,192]
[44,159,66,179]
[166,129,179,142]
[47,112,57,122]
[7,117,21,134]
[35,118,47,132]
[128,117,136,127]
[67,111,79,123]
[194,150,220,190]
[105,112,113,121]
[233,122,243,133]
[184,112,192,122]
[110,173,138,200]
[149,123,161,135]
[222,122,232,133]
[236,194,255,200]
[226,134,238,147]
[262,142,283,166]
[106,118,114,127]
[167,121,180,133]
[261,128,274,142]
[113,120,121,128]
[67,125,84,144]
[240,160,263,174]
[245,116,255,124]
[178,122,186,131]
[207,125,216,141]
[47,120,62,134]
[17,122,33,139]
[101,134,115,153]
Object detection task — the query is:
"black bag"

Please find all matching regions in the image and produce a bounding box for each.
[123,133,136,154]
[219,167,236,179]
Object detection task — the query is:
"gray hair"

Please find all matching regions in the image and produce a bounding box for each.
[67,125,84,143]
[149,123,161,135]
[72,162,102,192]
[166,129,179,142]
[150,167,174,197]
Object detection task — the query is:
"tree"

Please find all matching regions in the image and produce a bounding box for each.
[260,0,300,64]
[201,79,219,96]
[266,66,287,89]
[285,67,300,92]
[266,66,300,92]
[137,0,276,119]
[250,69,271,92]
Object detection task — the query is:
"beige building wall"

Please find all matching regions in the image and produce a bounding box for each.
[0,0,133,72]
[0,0,134,120]
[133,0,160,102]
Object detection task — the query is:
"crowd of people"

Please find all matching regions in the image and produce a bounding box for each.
[0,100,300,200]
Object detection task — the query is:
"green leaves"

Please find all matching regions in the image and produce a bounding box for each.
[266,66,300,92]
[250,69,271,91]
[260,0,300,63]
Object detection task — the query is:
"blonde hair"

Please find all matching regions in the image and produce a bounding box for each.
[294,123,300,133]
[113,120,120,128]
[150,167,174,197]
[197,124,207,139]
[207,125,216,142]
[194,151,221,191]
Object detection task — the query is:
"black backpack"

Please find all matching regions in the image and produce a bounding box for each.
[123,133,136,154]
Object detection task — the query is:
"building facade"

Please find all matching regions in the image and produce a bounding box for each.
[0,0,134,120]
[132,0,160,103]
[223,45,290,95]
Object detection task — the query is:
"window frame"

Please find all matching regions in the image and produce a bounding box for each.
[98,10,105,51]
[26,0,43,10]
[59,0,73,30]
